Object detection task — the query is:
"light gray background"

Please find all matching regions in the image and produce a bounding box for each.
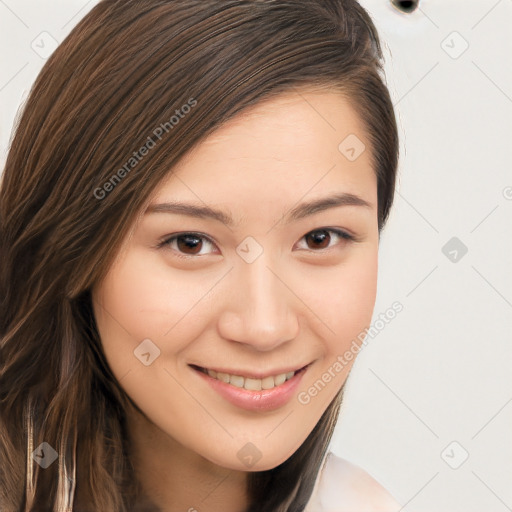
[1,1,511,510]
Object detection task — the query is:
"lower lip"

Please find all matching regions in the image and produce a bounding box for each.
[192,366,308,412]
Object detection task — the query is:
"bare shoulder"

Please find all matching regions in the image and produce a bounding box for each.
[314,453,402,512]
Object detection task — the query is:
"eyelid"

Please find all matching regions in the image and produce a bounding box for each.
[158,227,358,259]
[293,228,356,251]
[157,231,219,258]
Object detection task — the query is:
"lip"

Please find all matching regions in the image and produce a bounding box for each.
[191,364,309,412]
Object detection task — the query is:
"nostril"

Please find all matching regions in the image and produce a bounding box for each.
[391,0,419,14]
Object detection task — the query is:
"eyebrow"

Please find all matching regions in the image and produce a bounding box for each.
[145,192,372,226]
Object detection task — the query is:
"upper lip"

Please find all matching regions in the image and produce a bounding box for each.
[190,363,310,379]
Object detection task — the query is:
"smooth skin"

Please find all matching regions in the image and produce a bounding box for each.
[92,88,398,511]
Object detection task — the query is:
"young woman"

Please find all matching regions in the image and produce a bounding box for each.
[0,1,401,510]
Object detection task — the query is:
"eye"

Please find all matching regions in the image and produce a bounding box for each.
[158,228,355,259]
[295,228,355,251]
[158,232,218,258]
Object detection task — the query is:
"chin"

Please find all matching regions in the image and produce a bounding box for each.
[201,435,306,473]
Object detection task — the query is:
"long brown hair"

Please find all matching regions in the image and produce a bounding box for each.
[0,0,399,510]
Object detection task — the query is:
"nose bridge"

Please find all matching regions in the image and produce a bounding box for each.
[218,252,299,350]
[247,256,285,321]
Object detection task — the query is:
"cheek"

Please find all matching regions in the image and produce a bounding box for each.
[94,242,378,365]
[292,250,378,413]
[300,248,379,346]
[93,249,217,362]
[338,252,378,327]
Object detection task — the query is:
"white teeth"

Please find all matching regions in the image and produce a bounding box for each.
[274,373,286,386]
[261,376,275,390]
[217,372,230,383]
[229,375,245,388]
[244,378,262,391]
[202,367,297,390]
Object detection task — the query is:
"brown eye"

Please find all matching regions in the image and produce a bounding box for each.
[305,230,331,249]
[159,232,218,258]
[297,228,354,252]
[176,234,203,254]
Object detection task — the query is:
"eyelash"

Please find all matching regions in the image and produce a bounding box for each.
[157,228,356,259]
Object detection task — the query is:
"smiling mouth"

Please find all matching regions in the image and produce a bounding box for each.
[190,364,308,391]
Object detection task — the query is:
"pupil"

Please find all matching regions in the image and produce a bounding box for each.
[307,230,330,249]
[178,235,201,254]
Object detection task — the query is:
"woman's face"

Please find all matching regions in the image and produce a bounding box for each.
[92,89,379,471]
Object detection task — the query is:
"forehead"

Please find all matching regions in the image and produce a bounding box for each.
[150,89,376,217]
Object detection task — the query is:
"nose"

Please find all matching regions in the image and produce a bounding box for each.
[216,255,299,351]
